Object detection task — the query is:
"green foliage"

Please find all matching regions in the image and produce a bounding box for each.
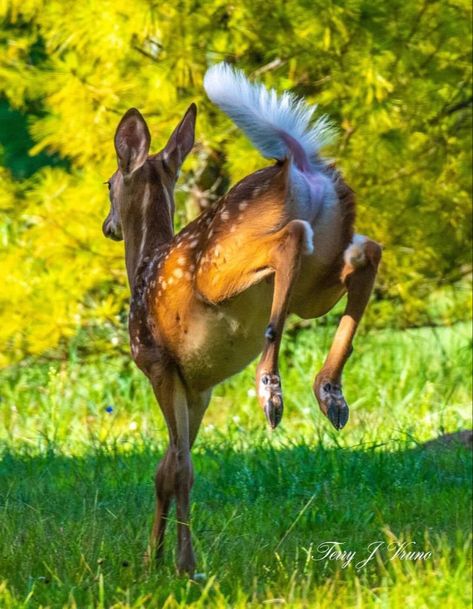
[0,446,471,608]
[1,322,471,452]
[0,0,472,363]
[0,324,471,607]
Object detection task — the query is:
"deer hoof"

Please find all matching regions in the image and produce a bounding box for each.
[327,399,349,430]
[177,560,196,578]
[259,373,284,429]
[315,379,349,430]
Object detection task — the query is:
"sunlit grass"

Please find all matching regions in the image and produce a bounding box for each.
[0,322,471,608]
[1,321,470,452]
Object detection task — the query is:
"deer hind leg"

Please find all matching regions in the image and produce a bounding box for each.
[314,236,382,430]
[196,218,313,428]
[148,365,197,575]
[256,220,314,429]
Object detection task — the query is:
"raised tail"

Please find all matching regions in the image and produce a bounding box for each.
[203,63,336,171]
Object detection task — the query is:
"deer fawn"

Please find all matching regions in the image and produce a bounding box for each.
[102,63,381,576]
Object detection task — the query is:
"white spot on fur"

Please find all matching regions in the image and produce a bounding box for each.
[174,268,184,278]
[299,220,314,255]
[238,201,248,210]
[221,211,230,221]
[229,318,240,333]
[344,234,367,268]
[258,378,270,401]
[257,374,281,402]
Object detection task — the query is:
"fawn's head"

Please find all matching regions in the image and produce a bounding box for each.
[103,104,196,243]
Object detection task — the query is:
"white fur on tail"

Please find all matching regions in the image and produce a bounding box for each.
[203,63,336,164]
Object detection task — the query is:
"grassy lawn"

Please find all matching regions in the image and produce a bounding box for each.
[0,322,471,608]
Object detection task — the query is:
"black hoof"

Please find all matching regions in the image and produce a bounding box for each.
[327,401,349,430]
[315,379,350,431]
[264,395,283,429]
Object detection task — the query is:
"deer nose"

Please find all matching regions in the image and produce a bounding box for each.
[102,217,123,241]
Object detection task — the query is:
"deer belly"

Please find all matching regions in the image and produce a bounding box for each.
[179,283,272,389]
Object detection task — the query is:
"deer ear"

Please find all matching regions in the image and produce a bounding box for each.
[114,108,151,177]
[161,103,197,173]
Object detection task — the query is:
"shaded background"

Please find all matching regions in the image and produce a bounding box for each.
[0,0,471,367]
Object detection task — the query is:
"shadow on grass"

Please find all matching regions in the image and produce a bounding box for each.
[0,434,471,606]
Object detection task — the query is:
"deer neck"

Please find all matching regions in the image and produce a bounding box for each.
[122,182,174,289]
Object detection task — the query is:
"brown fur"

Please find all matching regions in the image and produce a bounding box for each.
[103,105,381,576]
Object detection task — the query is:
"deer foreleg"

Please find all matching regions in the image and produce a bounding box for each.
[148,366,196,575]
[256,220,313,428]
[314,236,382,430]
[152,446,175,562]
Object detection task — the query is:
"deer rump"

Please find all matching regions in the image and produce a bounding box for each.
[203,63,339,226]
[161,66,354,387]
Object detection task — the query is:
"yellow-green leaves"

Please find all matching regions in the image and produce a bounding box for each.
[0,0,471,364]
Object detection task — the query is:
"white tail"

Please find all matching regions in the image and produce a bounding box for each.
[203,62,336,168]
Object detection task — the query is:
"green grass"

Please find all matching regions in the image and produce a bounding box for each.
[0,322,471,608]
